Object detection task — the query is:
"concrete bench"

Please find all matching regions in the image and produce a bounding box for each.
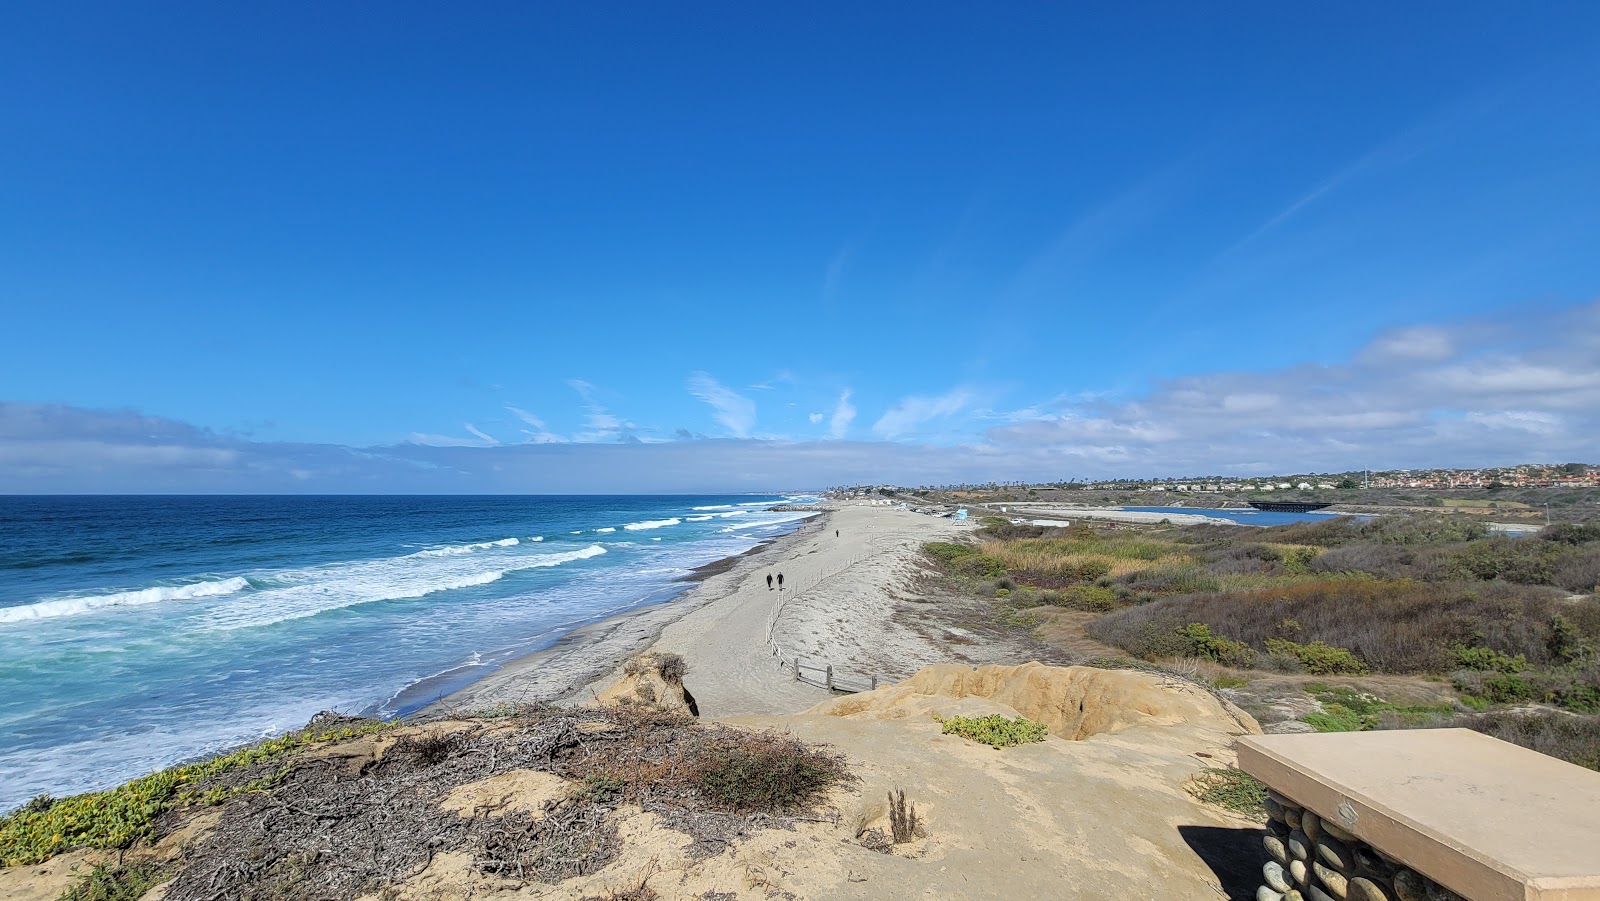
[1236,729,1600,901]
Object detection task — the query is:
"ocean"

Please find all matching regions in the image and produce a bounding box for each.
[0,494,814,811]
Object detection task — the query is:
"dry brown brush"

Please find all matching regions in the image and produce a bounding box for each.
[160,705,848,901]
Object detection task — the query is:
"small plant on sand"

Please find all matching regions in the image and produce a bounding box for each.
[57,860,167,901]
[1186,768,1267,816]
[935,714,1048,749]
[887,789,921,843]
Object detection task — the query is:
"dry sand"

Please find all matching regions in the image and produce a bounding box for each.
[439,502,1029,719]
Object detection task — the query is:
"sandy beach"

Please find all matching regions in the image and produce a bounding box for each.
[429,502,1056,719]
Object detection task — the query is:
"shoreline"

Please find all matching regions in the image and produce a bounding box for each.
[415,511,828,719]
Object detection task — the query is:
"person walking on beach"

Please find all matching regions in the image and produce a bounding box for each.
[777,572,784,591]
[766,573,773,591]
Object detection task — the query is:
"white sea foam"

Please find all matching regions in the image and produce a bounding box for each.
[199,545,609,632]
[0,577,253,624]
[527,536,544,542]
[595,527,617,533]
[685,515,714,522]
[623,518,681,531]
[691,505,735,511]
[417,537,521,557]
[736,501,776,507]
[714,511,746,518]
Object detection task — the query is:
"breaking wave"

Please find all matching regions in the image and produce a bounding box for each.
[0,577,253,624]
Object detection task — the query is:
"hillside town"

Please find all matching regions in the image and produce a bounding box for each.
[839,462,1598,497]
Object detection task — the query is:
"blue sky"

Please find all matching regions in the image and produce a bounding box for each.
[3,3,1599,491]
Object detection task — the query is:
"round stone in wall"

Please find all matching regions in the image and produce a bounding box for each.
[1303,811,1323,842]
[1289,830,1311,861]
[1317,836,1353,871]
[1348,876,1394,901]
[1314,861,1348,898]
[1265,861,1292,892]
[1265,834,1290,865]
[1392,869,1427,901]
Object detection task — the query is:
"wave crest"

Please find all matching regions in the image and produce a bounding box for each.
[0,577,252,624]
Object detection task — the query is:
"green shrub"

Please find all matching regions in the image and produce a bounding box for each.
[924,542,978,566]
[1301,685,1454,731]
[1177,623,1256,667]
[1453,671,1537,705]
[1453,645,1529,673]
[0,719,391,866]
[1279,546,1320,576]
[1045,584,1119,612]
[952,554,1006,579]
[937,714,1049,749]
[1264,638,1368,675]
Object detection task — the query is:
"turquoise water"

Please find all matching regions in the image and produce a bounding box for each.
[0,495,814,810]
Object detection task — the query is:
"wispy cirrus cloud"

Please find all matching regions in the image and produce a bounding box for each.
[687,372,757,438]
[568,379,639,443]
[872,387,972,439]
[4,302,1596,492]
[828,390,856,439]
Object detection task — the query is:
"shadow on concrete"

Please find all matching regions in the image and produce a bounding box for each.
[1179,824,1263,901]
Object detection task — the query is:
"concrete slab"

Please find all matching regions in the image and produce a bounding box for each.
[1237,729,1600,901]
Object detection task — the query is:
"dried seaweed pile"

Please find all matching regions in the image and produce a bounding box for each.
[161,705,847,901]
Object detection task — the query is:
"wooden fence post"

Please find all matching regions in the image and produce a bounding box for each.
[870,675,878,690]
[792,658,800,680]
[825,665,834,691]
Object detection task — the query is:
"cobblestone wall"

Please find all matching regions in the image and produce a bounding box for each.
[1258,791,1465,901]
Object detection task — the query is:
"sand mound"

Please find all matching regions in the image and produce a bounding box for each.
[594,652,697,715]
[808,661,1260,741]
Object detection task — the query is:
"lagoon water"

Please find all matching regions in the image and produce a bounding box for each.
[1121,505,1353,526]
[0,495,813,810]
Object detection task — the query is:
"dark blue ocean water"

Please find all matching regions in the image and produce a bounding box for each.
[0,495,813,810]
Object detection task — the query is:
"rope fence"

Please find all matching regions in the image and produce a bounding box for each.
[760,523,897,695]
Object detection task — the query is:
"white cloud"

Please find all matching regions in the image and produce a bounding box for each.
[829,390,856,439]
[464,423,500,446]
[872,388,971,439]
[687,372,757,438]
[505,406,546,430]
[808,412,824,424]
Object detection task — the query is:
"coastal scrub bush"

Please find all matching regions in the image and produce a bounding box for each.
[936,714,1048,749]
[1443,711,1600,770]
[952,554,1007,579]
[1086,579,1586,674]
[0,716,390,866]
[1453,644,1529,673]
[1541,522,1600,545]
[1176,623,1256,667]
[1120,564,1220,596]
[923,542,979,567]
[1263,638,1368,675]
[1043,584,1119,611]
[692,733,845,813]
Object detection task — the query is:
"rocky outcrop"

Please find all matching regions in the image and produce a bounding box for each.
[594,652,698,715]
[808,661,1260,741]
